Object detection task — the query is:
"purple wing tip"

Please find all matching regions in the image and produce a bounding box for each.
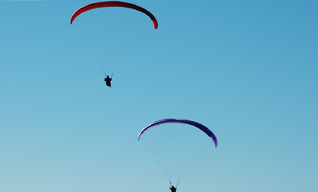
[212,137,218,148]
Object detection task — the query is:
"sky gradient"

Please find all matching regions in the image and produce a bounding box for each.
[1,0,317,192]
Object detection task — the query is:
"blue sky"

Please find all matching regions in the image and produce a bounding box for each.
[0,0,317,192]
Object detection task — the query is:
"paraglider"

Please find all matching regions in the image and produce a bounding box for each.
[170,185,177,192]
[104,75,112,87]
[70,1,158,87]
[138,118,218,187]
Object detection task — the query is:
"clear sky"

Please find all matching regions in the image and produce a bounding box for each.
[0,0,317,192]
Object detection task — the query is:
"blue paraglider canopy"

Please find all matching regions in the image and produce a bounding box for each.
[138,118,218,148]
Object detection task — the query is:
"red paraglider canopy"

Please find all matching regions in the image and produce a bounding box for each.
[70,1,158,29]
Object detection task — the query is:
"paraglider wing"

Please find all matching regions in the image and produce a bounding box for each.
[138,118,218,148]
[70,1,158,29]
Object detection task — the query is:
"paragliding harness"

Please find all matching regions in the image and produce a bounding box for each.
[170,183,177,192]
[104,74,113,87]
